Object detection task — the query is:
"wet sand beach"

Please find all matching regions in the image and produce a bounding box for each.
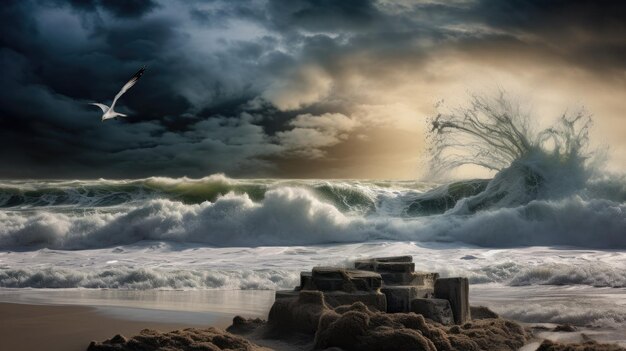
[0,289,275,351]
[0,302,209,351]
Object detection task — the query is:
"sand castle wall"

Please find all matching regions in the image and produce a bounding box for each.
[274,255,470,325]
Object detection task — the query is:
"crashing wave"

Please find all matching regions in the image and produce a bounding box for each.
[406,179,489,215]
[1,249,623,289]
[0,266,298,290]
[428,91,600,213]
[1,188,624,249]
[0,176,389,215]
[0,174,268,208]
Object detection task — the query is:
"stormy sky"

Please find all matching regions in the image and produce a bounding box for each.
[1,0,625,179]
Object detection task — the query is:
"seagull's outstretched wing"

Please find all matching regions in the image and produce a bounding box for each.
[110,66,145,109]
[90,103,110,113]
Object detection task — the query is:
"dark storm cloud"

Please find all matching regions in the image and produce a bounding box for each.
[63,0,158,18]
[411,0,626,73]
[474,0,625,35]
[264,0,381,33]
[189,0,264,28]
[1,0,624,178]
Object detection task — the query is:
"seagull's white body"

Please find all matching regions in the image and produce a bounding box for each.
[90,66,145,121]
[90,103,127,121]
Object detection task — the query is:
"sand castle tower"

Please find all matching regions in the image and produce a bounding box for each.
[275,256,470,325]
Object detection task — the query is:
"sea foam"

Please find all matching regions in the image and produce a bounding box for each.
[1,240,624,289]
[1,186,625,250]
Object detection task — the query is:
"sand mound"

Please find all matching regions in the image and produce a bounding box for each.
[88,292,528,351]
[265,291,526,350]
[87,327,270,351]
[313,301,526,351]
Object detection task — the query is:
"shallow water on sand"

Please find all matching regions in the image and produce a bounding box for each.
[470,284,626,346]
[0,289,274,326]
[0,283,624,346]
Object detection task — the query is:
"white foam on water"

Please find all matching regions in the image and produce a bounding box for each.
[1,242,625,344]
[471,284,626,325]
[1,188,625,250]
[1,241,624,289]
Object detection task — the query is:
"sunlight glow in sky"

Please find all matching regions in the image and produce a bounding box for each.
[1,0,624,179]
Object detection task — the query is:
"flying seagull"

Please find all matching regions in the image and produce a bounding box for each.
[90,66,146,121]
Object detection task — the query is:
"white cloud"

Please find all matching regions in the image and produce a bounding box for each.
[263,66,333,110]
[276,113,359,158]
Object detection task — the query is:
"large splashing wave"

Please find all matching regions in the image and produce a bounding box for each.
[428,92,600,212]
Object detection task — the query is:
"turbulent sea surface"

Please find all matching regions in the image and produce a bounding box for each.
[0,175,625,336]
[0,176,623,275]
[1,103,625,338]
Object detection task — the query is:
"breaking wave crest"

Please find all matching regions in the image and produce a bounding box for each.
[0,266,299,290]
[1,249,623,289]
[507,263,626,288]
[0,174,267,208]
[429,92,602,213]
[1,187,625,249]
[495,301,626,328]
[0,176,412,216]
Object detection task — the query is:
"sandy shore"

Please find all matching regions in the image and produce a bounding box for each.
[1,288,624,351]
[0,302,223,351]
[0,289,275,351]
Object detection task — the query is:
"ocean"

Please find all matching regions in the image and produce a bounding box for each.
[0,175,625,341]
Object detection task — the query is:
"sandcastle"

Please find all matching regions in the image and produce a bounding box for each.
[275,255,470,325]
[88,256,622,351]
[89,256,543,350]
